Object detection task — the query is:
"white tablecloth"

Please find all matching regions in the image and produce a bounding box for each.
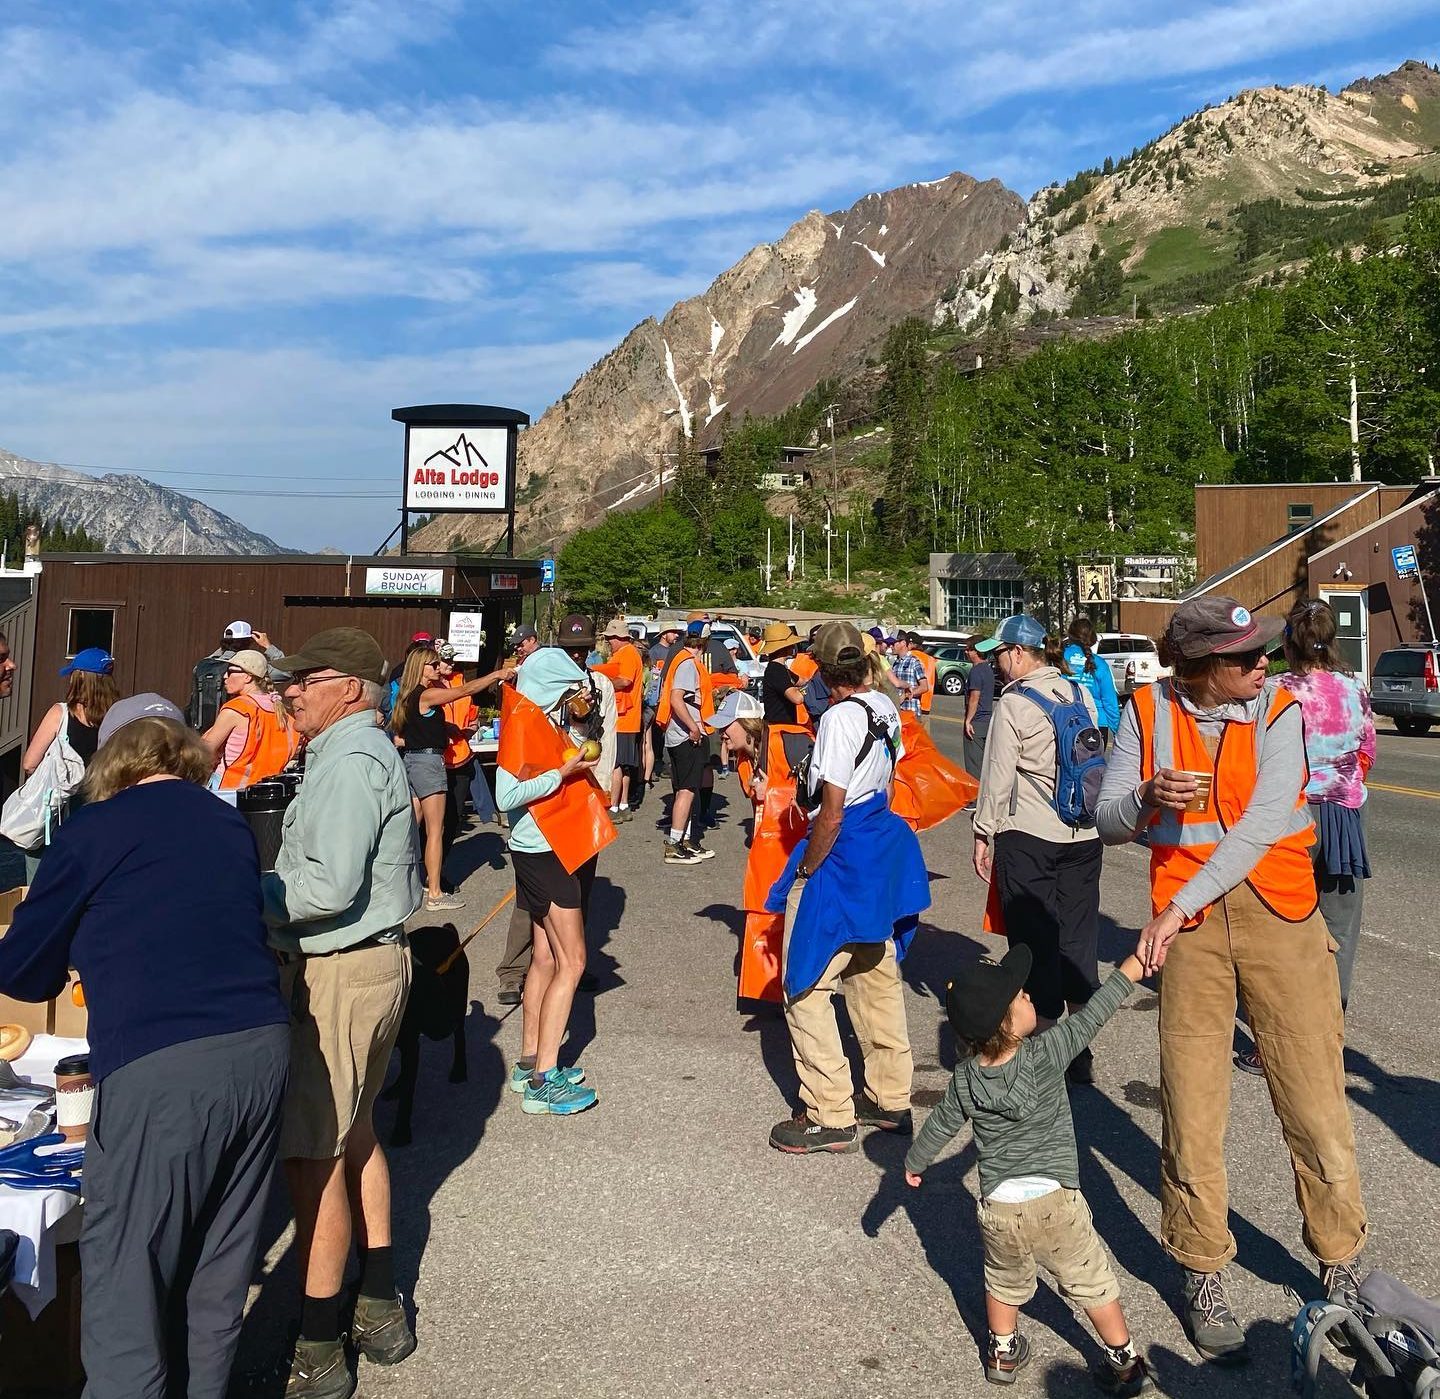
[1,1034,87,1318]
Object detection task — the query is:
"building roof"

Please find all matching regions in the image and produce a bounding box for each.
[390,404,530,427]
[1307,485,1440,563]
[930,552,1027,581]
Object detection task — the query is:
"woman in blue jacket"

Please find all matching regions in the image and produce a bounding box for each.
[1064,617,1121,738]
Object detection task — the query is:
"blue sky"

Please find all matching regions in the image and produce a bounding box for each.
[1,1,1435,551]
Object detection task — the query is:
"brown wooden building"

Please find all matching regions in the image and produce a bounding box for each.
[0,552,543,769]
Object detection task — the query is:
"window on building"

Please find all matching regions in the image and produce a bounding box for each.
[67,608,116,657]
[940,578,1024,630]
[1287,502,1314,534]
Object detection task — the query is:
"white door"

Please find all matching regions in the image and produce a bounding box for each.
[1321,590,1368,682]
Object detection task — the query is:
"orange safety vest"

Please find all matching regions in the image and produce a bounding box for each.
[914,649,937,714]
[788,652,818,727]
[702,642,745,693]
[655,646,715,728]
[218,694,295,790]
[496,686,616,874]
[443,672,475,768]
[593,640,644,734]
[1132,680,1317,927]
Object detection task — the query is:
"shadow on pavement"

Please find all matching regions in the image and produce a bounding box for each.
[442,825,510,886]
[228,997,506,1395]
[1344,1044,1440,1168]
[565,875,627,1065]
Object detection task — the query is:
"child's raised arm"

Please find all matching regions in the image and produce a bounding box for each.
[1035,961,1141,1073]
[904,1071,970,1182]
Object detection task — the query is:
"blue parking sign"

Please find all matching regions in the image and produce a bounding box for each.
[1392,544,1419,579]
[540,557,556,590]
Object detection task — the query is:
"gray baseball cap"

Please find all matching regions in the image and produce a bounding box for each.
[98,693,186,747]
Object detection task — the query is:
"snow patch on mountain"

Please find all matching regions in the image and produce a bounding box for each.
[771,286,818,349]
[662,338,692,436]
[855,242,886,268]
[709,312,724,353]
[793,296,858,353]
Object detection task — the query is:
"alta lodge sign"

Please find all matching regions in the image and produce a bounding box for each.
[403,425,511,512]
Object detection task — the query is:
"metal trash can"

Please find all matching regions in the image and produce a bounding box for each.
[237,777,299,873]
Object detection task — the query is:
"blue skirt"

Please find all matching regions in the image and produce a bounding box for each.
[1315,799,1370,880]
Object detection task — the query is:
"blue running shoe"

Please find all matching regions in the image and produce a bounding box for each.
[522,1067,598,1115]
[509,1062,586,1095]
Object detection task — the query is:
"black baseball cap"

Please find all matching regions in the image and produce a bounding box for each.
[945,945,1033,1044]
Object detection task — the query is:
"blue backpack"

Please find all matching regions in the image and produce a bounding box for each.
[1015,680,1106,828]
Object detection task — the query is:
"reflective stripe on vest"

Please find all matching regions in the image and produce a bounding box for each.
[1134,679,1316,925]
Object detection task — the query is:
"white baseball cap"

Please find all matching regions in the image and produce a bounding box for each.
[223,619,254,640]
[705,689,764,731]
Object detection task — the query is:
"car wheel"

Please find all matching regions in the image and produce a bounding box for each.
[1394,718,1433,736]
[942,673,966,696]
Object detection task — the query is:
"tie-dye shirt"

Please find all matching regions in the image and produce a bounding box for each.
[1279,668,1376,808]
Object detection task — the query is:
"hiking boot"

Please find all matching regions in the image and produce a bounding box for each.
[983,1331,1031,1385]
[1181,1268,1249,1364]
[351,1293,416,1366]
[664,840,699,865]
[1322,1257,1364,1311]
[854,1093,913,1135]
[1066,1047,1095,1086]
[495,986,522,1006]
[522,1067,598,1115]
[284,1338,355,1399]
[768,1109,858,1155]
[1234,1049,1264,1076]
[682,838,715,861]
[1093,1353,1153,1395]
[509,1061,585,1095]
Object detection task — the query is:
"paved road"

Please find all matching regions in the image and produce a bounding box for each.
[234,697,1439,1398]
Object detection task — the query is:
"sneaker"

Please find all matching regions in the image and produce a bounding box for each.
[284,1338,355,1399]
[664,840,699,865]
[1093,1354,1153,1395]
[522,1067,598,1115]
[351,1293,416,1366]
[1181,1268,1249,1364]
[854,1093,913,1135]
[983,1331,1031,1385]
[509,1062,586,1095]
[495,986,522,1006]
[768,1109,858,1155]
[1234,1049,1264,1077]
[1067,1047,1095,1086]
[682,838,716,861]
[424,893,463,912]
[1322,1257,1364,1311]
[613,808,633,824]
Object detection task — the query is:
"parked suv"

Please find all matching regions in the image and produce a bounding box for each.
[930,644,971,697]
[1370,643,1440,735]
[1096,633,1171,697]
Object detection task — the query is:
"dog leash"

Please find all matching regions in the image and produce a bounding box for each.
[434,892,516,977]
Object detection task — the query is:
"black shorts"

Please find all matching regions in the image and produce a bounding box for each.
[668,738,706,793]
[512,849,582,920]
[615,731,641,769]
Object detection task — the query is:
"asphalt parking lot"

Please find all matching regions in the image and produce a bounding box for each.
[232,697,1440,1398]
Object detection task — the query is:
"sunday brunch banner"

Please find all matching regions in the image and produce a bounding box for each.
[404,425,511,511]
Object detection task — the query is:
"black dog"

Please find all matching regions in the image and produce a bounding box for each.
[383,923,469,1147]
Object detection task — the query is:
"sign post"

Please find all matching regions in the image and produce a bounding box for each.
[1393,544,1438,643]
[391,404,530,556]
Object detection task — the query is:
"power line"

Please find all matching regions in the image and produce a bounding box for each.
[0,469,390,500]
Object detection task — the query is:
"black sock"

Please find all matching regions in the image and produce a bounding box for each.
[300,1292,342,1343]
[359,1245,394,1300]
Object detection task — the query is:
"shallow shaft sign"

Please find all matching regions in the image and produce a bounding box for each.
[404,426,510,512]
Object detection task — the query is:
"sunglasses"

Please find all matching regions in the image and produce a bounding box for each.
[1222,648,1267,671]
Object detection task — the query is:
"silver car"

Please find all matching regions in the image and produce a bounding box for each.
[1096,632,1171,697]
[1370,644,1440,735]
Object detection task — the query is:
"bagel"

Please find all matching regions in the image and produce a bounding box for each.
[0,1023,33,1062]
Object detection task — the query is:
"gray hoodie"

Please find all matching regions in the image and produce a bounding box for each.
[906,968,1134,1198]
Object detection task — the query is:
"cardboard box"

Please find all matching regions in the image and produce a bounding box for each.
[0,887,88,1039]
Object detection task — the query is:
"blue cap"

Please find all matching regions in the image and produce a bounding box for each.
[993,615,1048,649]
[61,647,114,677]
[686,620,706,638]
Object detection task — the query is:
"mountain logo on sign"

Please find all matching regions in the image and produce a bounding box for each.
[413,433,500,488]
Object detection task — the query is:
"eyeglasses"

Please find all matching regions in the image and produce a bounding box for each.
[1223,648,1267,671]
[291,671,351,691]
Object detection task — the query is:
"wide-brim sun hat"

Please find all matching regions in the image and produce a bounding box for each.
[759,621,802,656]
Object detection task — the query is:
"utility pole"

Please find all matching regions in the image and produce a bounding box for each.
[800,527,806,579]
[826,507,832,582]
[824,402,840,518]
[766,527,772,594]
[846,531,850,591]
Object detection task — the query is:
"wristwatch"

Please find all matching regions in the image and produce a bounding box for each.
[796,864,812,879]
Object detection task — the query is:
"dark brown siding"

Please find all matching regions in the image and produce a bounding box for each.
[1195,485,1375,583]
[28,555,539,730]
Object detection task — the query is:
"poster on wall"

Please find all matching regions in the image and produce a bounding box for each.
[404,425,511,512]
[447,611,486,662]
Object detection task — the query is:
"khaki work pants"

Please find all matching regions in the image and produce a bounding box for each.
[782,885,913,1129]
[1158,880,1366,1272]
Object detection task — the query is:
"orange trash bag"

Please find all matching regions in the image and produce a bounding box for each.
[498,687,616,874]
[891,712,978,832]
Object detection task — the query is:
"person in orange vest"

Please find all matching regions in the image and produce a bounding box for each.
[907,632,938,729]
[683,613,736,837]
[202,647,296,788]
[593,619,645,822]
[436,641,498,858]
[1096,595,1366,1364]
[656,621,715,863]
